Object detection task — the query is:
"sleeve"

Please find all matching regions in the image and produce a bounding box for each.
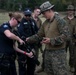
[27,23,45,43]
[1,24,10,33]
[50,18,71,46]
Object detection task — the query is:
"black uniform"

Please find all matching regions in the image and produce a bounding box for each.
[0,22,17,75]
[17,17,38,75]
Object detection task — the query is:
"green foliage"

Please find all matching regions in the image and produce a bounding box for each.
[0,0,76,11]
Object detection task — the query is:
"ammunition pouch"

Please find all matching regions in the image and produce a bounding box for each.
[0,59,10,74]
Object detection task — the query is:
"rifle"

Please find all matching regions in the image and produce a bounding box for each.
[13,30,40,66]
[19,36,40,66]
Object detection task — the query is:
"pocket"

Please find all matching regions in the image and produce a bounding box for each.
[0,59,10,73]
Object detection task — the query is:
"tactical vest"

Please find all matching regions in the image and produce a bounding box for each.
[43,16,66,50]
[64,16,76,35]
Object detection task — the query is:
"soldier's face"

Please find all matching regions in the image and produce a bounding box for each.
[67,9,74,15]
[11,18,20,27]
[24,14,31,20]
[34,9,40,17]
[42,10,52,19]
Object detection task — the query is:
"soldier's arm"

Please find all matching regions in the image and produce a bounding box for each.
[50,19,71,46]
[4,30,24,45]
[26,24,45,43]
[13,42,25,54]
[13,42,33,58]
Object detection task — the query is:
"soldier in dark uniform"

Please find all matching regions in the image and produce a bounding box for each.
[63,5,76,72]
[0,12,32,75]
[26,1,71,75]
[17,8,38,75]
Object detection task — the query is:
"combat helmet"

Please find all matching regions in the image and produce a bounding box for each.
[40,1,54,13]
[67,5,74,10]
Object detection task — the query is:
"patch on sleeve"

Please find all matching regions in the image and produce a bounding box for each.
[3,25,8,28]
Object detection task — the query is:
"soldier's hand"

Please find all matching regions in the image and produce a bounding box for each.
[41,37,50,44]
[19,38,25,45]
[26,52,34,58]
[26,37,29,41]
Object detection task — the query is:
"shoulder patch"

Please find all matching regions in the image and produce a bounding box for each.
[3,25,8,28]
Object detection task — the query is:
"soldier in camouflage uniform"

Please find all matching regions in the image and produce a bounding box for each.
[63,5,76,72]
[32,6,43,58]
[32,6,44,73]
[32,6,42,29]
[26,1,70,75]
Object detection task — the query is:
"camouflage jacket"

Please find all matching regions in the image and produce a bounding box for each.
[27,14,71,50]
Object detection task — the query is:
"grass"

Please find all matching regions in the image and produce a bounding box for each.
[0,12,9,25]
[0,12,65,25]
[0,12,46,25]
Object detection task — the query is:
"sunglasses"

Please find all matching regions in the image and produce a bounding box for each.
[15,18,20,24]
[17,20,20,24]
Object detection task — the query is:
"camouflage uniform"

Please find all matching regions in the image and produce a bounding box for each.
[32,16,42,58]
[44,49,68,75]
[32,15,45,72]
[63,5,76,71]
[73,20,76,75]
[35,17,42,29]
[64,16,76,68]
[27,1,71,75]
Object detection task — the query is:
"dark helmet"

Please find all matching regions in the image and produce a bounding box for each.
[24,8,32,15]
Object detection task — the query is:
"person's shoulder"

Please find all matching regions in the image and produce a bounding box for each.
[42,19,48,26]
[38,17,42,22]
[0,22,10,33]
[55,15,66,24]
[63,15,67,18]
[1,22,9,28]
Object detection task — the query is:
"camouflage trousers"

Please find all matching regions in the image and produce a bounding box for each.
[66,40,75,68]
[44,48,69,75]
